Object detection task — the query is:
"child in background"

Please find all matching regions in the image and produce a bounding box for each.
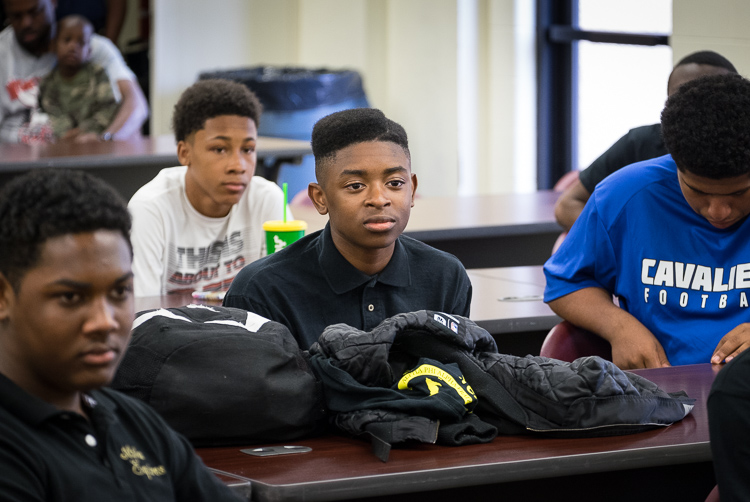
[37,14,119,142]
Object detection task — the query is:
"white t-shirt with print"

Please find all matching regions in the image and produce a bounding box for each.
[128,166,290,297]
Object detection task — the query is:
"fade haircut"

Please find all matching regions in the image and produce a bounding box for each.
[172,79,262,142]
[0,169,132,291]
[311,108,410,181]
[674,50,737,73]
[661,73,750,179]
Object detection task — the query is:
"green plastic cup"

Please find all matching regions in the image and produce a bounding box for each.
[263,220,308,254]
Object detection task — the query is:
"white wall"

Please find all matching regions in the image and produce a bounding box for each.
[149,1,747,197]
[149,0,533,197]
[672,0,750,78]
[150,0,255,137]
[482,0,537,193]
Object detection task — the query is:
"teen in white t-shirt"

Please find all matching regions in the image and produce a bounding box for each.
[128,79,289,297]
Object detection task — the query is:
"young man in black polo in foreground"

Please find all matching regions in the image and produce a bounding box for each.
[0,169,241,501]
[224,108,472,349]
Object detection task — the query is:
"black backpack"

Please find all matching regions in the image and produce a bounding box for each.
[111,304,327,446]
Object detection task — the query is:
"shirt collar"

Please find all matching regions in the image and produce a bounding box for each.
[0,372,118,427]
[0,372,69,426]
[317,223,412,294]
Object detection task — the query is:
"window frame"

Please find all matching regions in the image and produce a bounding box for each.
[536,0,670,189]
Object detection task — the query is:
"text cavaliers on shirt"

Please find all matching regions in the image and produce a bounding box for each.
[641,259,750,309]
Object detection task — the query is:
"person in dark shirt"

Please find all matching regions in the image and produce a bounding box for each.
[554,50,738,232]
[708,347,750,502]
[0,168,242,501]
[224,108,472,349]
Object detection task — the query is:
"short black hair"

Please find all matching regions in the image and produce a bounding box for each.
[172,79,262,142]
[0,169,132,291]
[675,50,737,73]
[311,108,410,180]
[56,14,93,39]
[661,73,750,178]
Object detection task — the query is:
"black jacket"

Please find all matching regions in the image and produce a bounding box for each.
[308,310,695,461]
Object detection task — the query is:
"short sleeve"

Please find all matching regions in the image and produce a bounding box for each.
[223,268,277,320]
[543,195,617,302]
[455,268,473,317]
[579,132,638,193]
[129,199,168,297]
[254,179,287,256]
[579,125,665,193]
[88,34,135,92]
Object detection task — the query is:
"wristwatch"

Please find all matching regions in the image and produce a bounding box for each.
[100,131,114,142]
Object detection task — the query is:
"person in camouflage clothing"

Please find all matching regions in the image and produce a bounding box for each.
[38,14,119,142]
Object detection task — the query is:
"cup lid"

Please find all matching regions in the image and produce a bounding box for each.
[262,220,308,232]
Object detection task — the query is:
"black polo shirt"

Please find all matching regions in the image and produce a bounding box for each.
[0,373,242,501]
[579,123,667,193]
[224,224,473,350]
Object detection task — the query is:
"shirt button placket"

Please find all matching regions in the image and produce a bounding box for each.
[363,289,377,328]
[85,434,98,447]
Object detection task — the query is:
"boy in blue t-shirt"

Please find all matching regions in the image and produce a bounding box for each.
[544,73,750,369]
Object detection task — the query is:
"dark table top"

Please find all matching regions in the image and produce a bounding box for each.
[0,134,312,172]
[133,265,560,338]
[0,134,313,201]
[291,191,562,240]
[289,191,563,268]
[467,265,560,335]
[194,363,719,501]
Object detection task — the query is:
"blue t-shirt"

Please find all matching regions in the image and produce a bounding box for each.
[544,154,750,366]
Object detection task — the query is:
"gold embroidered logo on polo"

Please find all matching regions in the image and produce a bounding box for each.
[120,445,166,480]
[397,364,477,405]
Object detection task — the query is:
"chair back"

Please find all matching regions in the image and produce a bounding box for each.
[290,189,314,207]
[704,485,720,502]
[550,171,580,253]
[540,321,612,362]
[553,170,580,192]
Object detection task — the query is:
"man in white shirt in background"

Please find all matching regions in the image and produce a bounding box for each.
[0,0,148,143]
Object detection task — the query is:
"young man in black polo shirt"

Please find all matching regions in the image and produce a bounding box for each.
[0,169,242,501]
[224,108,472,349]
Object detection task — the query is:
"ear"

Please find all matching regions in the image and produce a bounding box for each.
[410,173,418,208]
[308,183,328,215]
[176,140,191,167]
[0,273,16,322]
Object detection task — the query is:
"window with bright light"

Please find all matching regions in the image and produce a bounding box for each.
[576,0,672,170]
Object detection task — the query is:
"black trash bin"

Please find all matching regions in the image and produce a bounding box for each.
[199,66,370,199]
